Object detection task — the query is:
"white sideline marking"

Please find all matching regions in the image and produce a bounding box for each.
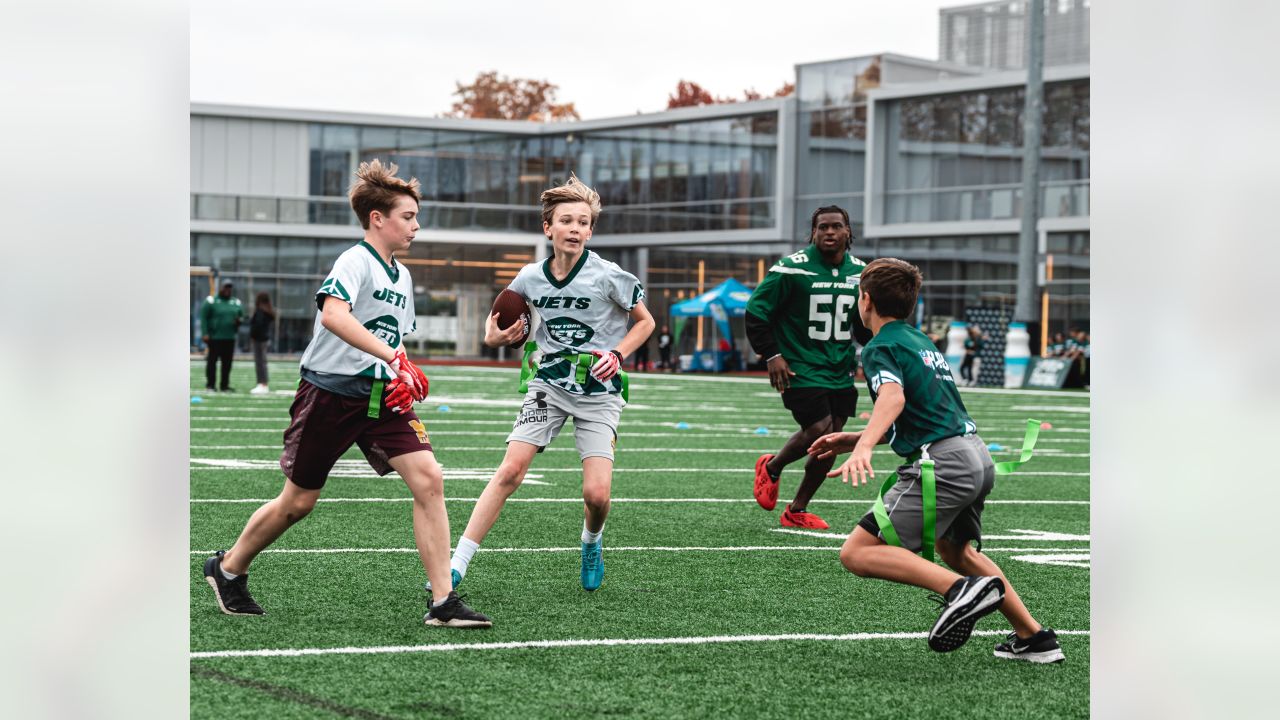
[189,629,1091,660]
[988,528,1090,542]
[1011,405,1090,413]
[1012,553,1090,568]
[772,527,1090,542]
[192,427,1091,437]
[188,437,1091,450]
[189,463,1089,478]
[188,545,1090,556]
[191,497,1089,506]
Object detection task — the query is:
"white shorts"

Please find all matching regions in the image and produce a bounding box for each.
[506,380,623,461]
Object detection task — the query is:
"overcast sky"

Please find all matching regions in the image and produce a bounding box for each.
[191,0,960,120]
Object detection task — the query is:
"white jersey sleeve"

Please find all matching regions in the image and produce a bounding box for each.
[316,250,367,312]
[603,264,645,312]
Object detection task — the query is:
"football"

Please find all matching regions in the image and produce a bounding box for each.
[491,289,531,349]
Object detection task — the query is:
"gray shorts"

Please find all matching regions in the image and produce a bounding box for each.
[857,434,995,553]
[506,380,623,462]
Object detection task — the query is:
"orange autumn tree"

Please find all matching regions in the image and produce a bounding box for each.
[447,71,580,121]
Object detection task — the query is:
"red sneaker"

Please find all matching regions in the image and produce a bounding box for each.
[753,454,779,510]
[780,504,830,529]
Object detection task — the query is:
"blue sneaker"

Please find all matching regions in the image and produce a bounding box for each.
[425,568,463,593]
[581,541,604,591]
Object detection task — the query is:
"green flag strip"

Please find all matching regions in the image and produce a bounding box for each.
[873,419,1041,562]
[518,342,629,402]
[367,379,385,419]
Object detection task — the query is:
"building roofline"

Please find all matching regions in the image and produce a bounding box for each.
[190,98,784,133]
[866,62,1089,100]
[877,52,986,76]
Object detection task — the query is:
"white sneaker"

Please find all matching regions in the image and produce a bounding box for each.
[250,384,269,394]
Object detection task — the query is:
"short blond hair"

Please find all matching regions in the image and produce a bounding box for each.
[539,174,602,228]
[349,159,422,230]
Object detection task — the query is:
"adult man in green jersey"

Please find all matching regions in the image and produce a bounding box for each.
[809,258,1063,662]
[200,281,244,392]
[745,206,871,529]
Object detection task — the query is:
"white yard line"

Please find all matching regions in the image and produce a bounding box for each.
[191,497,1089,505]
[189,629,1091,660]
[189,465,1089,477]
[188,545,1090,556]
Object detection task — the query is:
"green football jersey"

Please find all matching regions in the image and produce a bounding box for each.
[861,320,977,457]
[746,245,867,389]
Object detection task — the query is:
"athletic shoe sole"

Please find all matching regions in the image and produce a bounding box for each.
[424,616,492,629]
[994,647,1066,664]
[202,556,263,616]
[928,577,1005,652]
[780,509,830,529]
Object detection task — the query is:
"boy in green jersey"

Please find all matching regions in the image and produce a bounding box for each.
[745,206,871,529]
[809,258,1064,662]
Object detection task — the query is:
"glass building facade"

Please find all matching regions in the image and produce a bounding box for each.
[191,41,1088,358]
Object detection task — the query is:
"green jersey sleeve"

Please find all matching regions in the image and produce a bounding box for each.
[861,345,905,395]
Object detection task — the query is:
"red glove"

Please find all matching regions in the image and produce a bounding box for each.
[388,350,429,400]
[384,378,415,414]
[590,349,623,382]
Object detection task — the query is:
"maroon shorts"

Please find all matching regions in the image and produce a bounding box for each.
[279,379,434,490]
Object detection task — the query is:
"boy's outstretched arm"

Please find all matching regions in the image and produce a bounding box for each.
[808,431,862,459]
[830,384,905,487]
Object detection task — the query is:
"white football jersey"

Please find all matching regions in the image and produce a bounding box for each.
[299,241,417,379]
[508,250,644,395]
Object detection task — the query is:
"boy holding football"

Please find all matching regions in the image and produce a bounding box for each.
[202,159,491,628]
[447,175,654,592]
[809,258,1063,662]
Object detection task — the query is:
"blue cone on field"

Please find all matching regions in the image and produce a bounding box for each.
[191,396,204,403]
[437,405,451,413]
[675,421,691,430]
[987,443,1005,451]
[754,426,769,435]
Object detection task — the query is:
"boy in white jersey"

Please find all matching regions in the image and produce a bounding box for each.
[447,175,655,592]
[202,160,491,628]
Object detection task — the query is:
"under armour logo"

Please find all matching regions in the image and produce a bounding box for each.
[533,391,548,409]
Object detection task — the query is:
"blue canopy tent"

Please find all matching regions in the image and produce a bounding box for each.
[668,278,754,371]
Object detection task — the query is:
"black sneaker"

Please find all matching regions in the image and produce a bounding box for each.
[927,575,1005,652]
[202,550,265,616]
[994,628,1066,664]
[424,591,492,628]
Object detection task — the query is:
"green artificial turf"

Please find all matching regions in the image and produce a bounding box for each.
[190,361,1089,719]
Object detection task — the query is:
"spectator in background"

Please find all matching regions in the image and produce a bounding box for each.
[959,325,987,386]
[657,325,673,371]
[201,280,244,392]
[249,292,276,394]
[1045,332,1067,357]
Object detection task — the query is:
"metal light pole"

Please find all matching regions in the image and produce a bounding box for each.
[1015,0,1045,326]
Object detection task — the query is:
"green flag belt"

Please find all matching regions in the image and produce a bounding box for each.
[519,342,629,402]
[871,418,1041,562]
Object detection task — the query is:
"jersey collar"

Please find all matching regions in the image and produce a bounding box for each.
[360,241,400,283]
[542,249,590,289]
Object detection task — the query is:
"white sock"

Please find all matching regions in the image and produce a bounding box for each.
[451,536,480,577]
[432,595,448,608]
[219,565,238,581]
[582,522,603,545]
